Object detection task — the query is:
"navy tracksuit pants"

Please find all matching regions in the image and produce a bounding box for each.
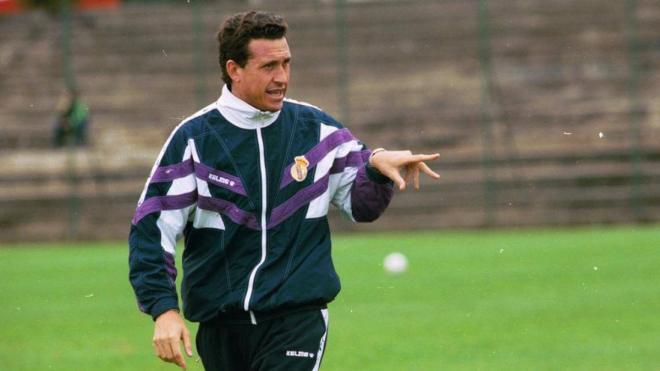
[196,307,329,371]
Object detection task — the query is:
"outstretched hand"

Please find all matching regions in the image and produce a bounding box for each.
[153,309,193,370]
[369,149,440,191]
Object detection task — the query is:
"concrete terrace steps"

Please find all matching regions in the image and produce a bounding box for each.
[4,147,657,239]
[1,0,659,239]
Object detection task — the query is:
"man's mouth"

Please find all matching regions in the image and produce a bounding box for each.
[266,88,285,99]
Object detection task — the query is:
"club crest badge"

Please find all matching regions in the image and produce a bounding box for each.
[290,155,309,182]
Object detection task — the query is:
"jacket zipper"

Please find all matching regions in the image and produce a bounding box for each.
[243,127,268,324]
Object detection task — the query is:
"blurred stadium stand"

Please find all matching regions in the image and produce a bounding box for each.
[0,0,659,241]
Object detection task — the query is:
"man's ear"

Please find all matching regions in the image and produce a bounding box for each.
[226,60,242,84]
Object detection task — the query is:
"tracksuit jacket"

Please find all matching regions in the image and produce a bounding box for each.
[129,86,394,323]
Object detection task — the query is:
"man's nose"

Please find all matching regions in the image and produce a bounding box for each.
[273,65,288,84]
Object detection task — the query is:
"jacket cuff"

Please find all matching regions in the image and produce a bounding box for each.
[365,163,393,185]
[150,297,180,321]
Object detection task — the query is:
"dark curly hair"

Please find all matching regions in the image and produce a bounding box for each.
[217,11,288,89]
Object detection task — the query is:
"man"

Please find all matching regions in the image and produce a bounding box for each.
[129,11,439,371]
[53,88,89,147]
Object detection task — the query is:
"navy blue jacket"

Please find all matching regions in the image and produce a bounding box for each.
[129,98,393,323]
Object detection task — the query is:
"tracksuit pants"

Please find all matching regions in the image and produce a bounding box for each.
[196,307,329,371]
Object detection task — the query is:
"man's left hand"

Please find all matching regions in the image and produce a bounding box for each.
[369,150,440,191]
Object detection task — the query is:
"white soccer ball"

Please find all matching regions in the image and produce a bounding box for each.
[383,252,408,274]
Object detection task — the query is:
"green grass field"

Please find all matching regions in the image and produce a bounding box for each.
[1,225,659,370]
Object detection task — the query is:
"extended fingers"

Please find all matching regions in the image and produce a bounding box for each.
[405,163,420,190]
[170,340,187,369]
[412,153,440,162]
[153,337,174,363]
[374,150,440,190]
[154,334,186,369]
[183,327,193,357]
[418,162,440,179]
[396,153,439,168]
[404,165,415,188]
[382,168,406,190]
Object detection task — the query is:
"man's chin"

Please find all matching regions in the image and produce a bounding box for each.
[263,99,284,112]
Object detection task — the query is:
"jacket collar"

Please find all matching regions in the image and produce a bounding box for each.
[217,84,280,130]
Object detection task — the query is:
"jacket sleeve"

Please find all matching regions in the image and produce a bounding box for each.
[128,127,197,320]
[330,131,394,222]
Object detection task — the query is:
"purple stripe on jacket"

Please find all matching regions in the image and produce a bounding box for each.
[269,175,330,229]
[163,251,177,283]
[330,150,370,174]
[197,195,260,230]
[280,128,356,189]
[350,166,394,222]
[150,159,195,183]
[195,162,247,196]
[132,191,198,225]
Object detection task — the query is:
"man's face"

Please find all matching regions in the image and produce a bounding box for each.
[230,37,291,112]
